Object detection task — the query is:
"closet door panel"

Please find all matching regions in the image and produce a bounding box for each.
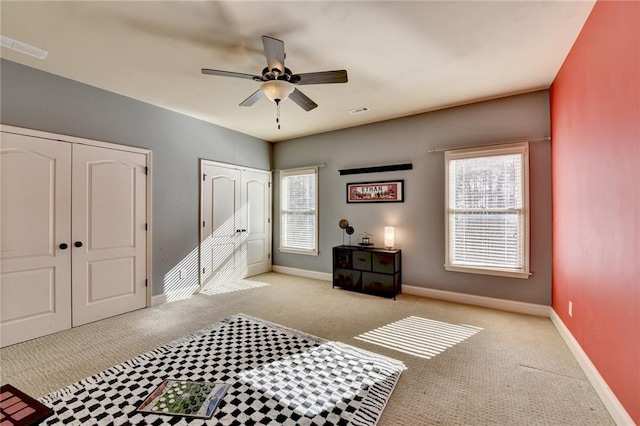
[0,134,72,347]
[200,164,241,289]
[72,144,147,326]
[242,170,271,277]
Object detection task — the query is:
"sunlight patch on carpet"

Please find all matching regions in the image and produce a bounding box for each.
[237,341,401,418]
[355,316,482,359]
[201,279,270,295]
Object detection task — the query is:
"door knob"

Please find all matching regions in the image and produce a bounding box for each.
[59,243,68,250]
[74,241,83,248]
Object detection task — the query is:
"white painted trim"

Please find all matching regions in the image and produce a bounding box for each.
[270,266,549,316]
[146,150,153,308]
[550,309,634,426]
[200,159,270,174]
[151,293,167,307]
[0,124,151,154]
[403,285,550,317]
[271,265,332,282]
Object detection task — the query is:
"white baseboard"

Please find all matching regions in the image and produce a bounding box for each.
[269,266,549,317]
[151,293,167,306]
[403,285,550,317]
[271,265,332,282]
[550,309,634,425]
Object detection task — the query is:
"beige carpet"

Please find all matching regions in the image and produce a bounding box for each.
[0,272,613,425]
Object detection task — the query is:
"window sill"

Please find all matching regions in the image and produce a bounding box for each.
[444,264,531,279]
[279,247,319,256]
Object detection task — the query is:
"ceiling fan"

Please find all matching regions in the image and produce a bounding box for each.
[202,35,348,128]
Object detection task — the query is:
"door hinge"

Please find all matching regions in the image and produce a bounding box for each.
[145,279,148,287]
[145,223,148,231]
[268,253,271,259]
[202,267,205,274]
[268,182,271,188]
[268,218,271,223]
[202,220,205,227]
[145,166,149,175]
[203,174,207,181]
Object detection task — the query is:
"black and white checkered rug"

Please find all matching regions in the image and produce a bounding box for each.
[39,314,405,425]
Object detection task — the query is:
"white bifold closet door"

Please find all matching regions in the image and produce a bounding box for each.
[71,144,147,326]
[0,131,147,347]
[200,161,271,290]
[0,134,72,346]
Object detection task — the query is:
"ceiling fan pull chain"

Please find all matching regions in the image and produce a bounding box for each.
[276,99,281,130]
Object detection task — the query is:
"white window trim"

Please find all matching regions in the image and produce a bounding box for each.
[279,166,319,256]
[444,142,531,279]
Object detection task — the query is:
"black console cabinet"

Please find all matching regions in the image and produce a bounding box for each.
[332,245,402,299]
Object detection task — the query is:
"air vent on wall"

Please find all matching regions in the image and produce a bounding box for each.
[348,107,369,115]
[1,35,48,60]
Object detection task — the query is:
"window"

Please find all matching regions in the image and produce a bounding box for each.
[444,142,530,279]
[280,167,318,255]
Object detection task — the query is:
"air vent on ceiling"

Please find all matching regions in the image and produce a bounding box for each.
[1,35,48,60]
[348,107,369,115]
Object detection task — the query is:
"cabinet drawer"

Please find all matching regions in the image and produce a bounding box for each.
[362,272,399,296]
[372,252,399,274]
[352,251,371,270]
[334,268,362,291]
[334,249,352,269]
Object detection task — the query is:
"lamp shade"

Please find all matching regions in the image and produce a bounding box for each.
[384,226,395,249]
[260,80,294,103]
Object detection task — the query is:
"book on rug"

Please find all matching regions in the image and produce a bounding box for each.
[137,380,229,419]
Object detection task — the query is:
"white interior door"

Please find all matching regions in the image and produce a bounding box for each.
[242,170,271,277]
[0,133,72,347]
[200,163,241,289]
[71,144,147,326]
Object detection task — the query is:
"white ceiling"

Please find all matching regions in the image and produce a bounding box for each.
[1,1,595,142]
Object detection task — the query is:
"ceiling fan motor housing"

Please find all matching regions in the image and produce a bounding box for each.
[260,67,295,82]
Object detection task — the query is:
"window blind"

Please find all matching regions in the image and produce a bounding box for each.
[445,143,530,278]
[280,167,318,254]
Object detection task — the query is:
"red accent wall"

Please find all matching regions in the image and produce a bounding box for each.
[550,0,639,422]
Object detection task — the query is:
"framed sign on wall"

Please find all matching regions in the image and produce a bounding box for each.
[346,180,404,203]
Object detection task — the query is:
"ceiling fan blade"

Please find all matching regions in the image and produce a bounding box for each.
[291,70,348,85]
[239,90,264,107]
[262,35,285,73]
[202,68,260,80]
[289,88,318,111]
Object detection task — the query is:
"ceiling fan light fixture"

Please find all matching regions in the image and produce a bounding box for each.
[260,80,294,103]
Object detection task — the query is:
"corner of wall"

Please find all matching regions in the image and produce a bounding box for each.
[151,293,168,307]
[549,309,634,425]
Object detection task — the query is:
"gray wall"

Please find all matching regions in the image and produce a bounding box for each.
[273,90,552,305]
[1,59,272,297]
[1,58,551,305]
